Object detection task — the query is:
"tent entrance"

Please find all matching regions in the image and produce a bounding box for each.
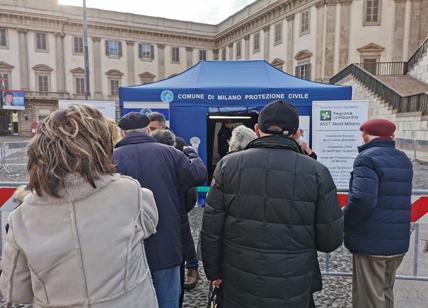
[207,111,258,180]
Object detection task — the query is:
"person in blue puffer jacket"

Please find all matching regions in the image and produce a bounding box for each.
[344,119,413,308]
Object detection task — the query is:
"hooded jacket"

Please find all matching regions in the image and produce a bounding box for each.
[201,135,343,308]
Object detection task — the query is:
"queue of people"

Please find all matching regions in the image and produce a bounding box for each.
[0,100,414,308]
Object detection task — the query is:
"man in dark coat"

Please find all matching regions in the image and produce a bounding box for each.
[113,113,207,308]
[343,119,413,308]
[201,100,343,308]
[217,120,233,158]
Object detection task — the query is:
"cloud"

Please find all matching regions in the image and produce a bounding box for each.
[59,0,256,24]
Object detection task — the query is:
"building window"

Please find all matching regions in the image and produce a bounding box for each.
[365,0,381,25]
[109,79,120,96]
[37,74,49,93]
[253,32,260,53]
[73,36,83,54]
[295,63,312,80]
[75,77,85,95]
[105,40,122,57]
[0,72,10,90]
[105,69,123,96]
[274,22,282,44]
[139,43,155,60]
[362,58,378,75]
[199,49,207,61]
[35,32,48,52]
[171,47,180,63]
[221,48,226,60]
[300,10,310,35]
[236,41,242,58]
[0,28,7,48]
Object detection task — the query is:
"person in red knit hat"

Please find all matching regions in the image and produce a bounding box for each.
[344,118,413,308]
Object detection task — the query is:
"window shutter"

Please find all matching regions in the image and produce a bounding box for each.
[105,40,109,56]
[151,45,155,59]
[308,64,312,80]
[118,41,123,57]
[295,66,299,77]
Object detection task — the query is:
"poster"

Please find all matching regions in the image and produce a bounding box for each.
[2,91,25,110]
[59,100,117,121]
[312,101,369,189]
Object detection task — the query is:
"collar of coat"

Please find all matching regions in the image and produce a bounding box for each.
[115,131,157,148]
[28,174,120,204]
[246,135,303,153]
[358,138,395,153]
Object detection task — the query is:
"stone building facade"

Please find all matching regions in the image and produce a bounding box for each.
[0,0,427,135]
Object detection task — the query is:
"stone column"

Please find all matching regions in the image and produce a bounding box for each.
[324,0,338,79]
[228,44,233,60]
[126,40,135,86]
[339,0,352,70]
[286,15,295,74]
[392,0,407,61]
[409,0,422,54]
[17,29,29,90]
[315,1,325,81]
[419,0,428,43]
[92,37,103,99]
[157,44,166,79]
[186,47,193,68]
[55,32,66,93]
[244,35,250,59]
[263,25,270,61]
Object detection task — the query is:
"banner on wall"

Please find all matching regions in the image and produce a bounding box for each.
[59,100,117,120]
[2,91,25,110]
[312,100,369,189]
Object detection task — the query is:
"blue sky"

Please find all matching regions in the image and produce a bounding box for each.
[59,0,257,24]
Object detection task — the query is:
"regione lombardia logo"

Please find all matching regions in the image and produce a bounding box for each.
[320,110,332,121]
[160,90,174,103]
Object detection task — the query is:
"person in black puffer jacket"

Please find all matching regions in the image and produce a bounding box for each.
[201,101,343,308]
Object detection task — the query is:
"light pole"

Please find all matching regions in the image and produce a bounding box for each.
[83,0,91,100]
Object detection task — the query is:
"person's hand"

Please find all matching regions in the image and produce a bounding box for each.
[210,279,223,288]
[301,142,313,155]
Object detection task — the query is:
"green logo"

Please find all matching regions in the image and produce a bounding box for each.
[320,110,332,121]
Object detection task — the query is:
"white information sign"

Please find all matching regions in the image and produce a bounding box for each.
[59,100,117,121]
[299,116,310,144]
[312,101,369,189]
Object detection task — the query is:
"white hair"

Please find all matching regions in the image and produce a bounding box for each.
[229,125,257,152]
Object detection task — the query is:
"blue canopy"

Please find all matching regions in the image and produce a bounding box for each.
[120,60,352,164]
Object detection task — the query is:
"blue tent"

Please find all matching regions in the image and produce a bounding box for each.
[120,60,352,164]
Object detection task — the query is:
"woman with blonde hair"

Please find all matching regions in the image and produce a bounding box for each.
[106,118,122,146]
[0,105,159,307]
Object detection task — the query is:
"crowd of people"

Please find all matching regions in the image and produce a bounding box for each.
[0,100,413,308]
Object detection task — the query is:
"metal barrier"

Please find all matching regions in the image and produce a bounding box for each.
[1,184,428,282]
[0,141,30,173]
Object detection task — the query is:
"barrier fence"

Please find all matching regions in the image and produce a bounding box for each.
[0,184,428,282]
[0,141,30,173]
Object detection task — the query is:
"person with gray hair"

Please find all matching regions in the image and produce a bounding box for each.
[228,125,257,153]
[151,129,176,147]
